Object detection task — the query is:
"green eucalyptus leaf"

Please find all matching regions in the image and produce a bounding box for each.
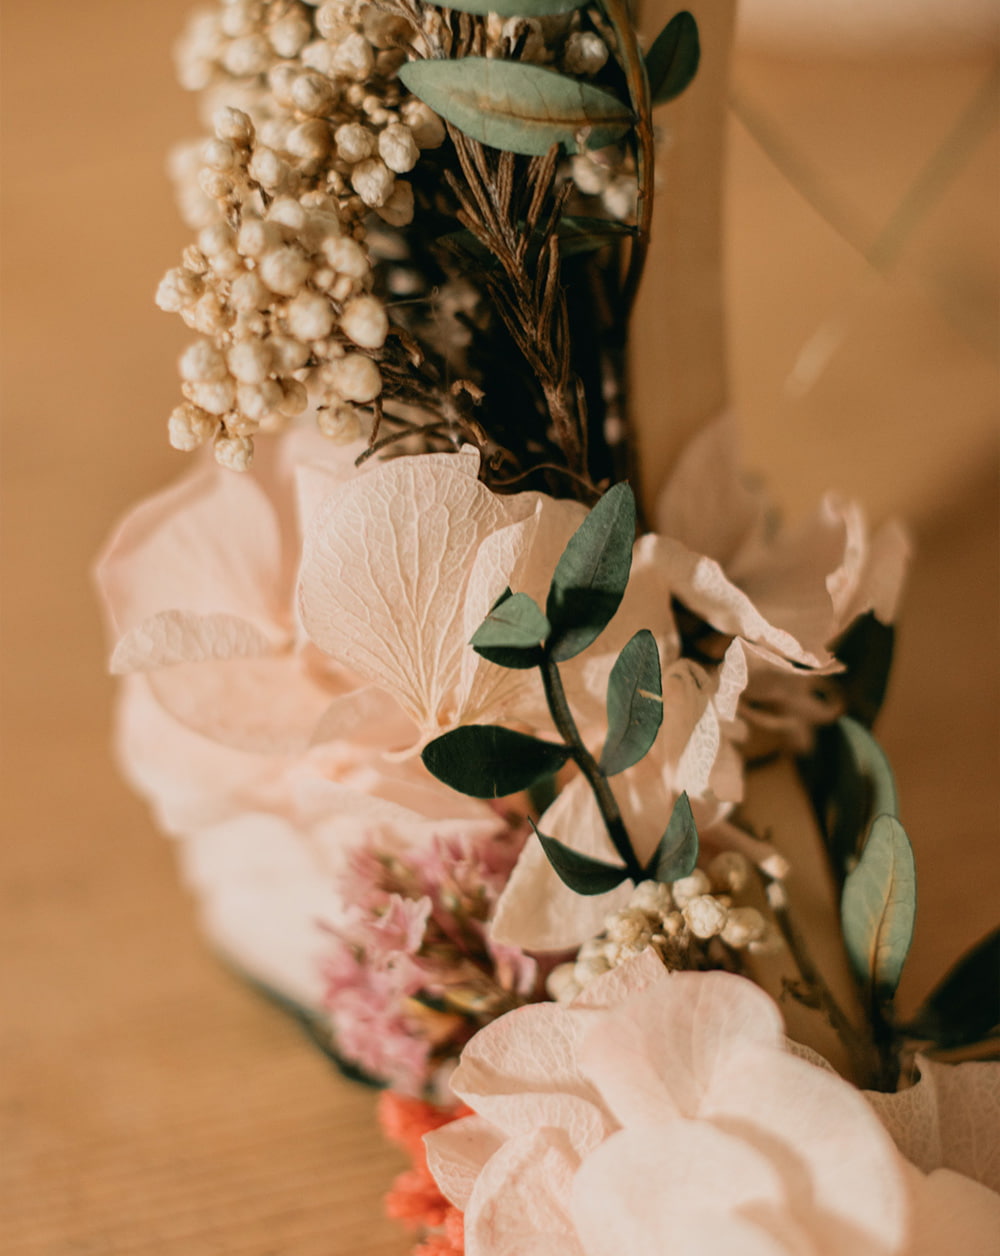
[534,823,629,895]
[471,590,550,669]
[422,724,571,797]
[432,0,583,14]
[600,629,663,776]
[903,927,1000,1050]
[833,612,895,728]
[546,481,636,661]
[397,58,632,157]
[645,792,699,883]
[798,717,900,881]
[841,715,899,835]
[841,814,916,1000]
[646,11,700,107]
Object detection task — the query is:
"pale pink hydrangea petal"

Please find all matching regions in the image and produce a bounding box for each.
[109,609,332,753]
[868,1057,1000,1192]
[425,1115,506,1209]
[299,450,536,734]
[655,414,769,569]
[572,1122,795,1256]
[114,676,291,833]
[110,610,279,673]
[179,811,344,1008]
[705,1047,911,1254]
[462,1127,585,1256]
[577,971,786,1127]
[909,1165,1000,1256]
[145,653,333,754]
[96,462,285,636]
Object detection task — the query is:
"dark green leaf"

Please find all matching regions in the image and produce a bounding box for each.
[527,773,558,818]
[841,814,916,1000]
[534,823,628,895]
[645,792,699,882]
[903,928,1000,1049]
[397,58,632,157]
[421,724,570,797]
[436,0,583,12]
[546,482,636,661]
[600,629,663,775]
[471,590,549,669]
[645,11,700,106]
[832,612,895,728]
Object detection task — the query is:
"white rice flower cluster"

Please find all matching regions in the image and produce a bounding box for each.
[159,0,446,467]
[546,853,781,1003]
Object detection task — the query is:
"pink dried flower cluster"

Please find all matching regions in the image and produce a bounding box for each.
[323,823,546,1093]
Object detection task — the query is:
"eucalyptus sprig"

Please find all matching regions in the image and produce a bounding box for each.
[421,482,700,894]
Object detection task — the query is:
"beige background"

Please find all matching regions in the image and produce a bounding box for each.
[2,2,997,1251]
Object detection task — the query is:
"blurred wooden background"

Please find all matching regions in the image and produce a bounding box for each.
[1,2,997,1251]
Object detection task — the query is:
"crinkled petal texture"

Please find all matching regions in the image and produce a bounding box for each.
[298,448,584,740]
[427,957,1000,1256]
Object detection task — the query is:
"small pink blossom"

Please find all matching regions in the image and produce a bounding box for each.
[426,952,1000,1256]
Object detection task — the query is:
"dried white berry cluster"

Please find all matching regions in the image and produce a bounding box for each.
[158,0,445,468]
[546,852,782,1004]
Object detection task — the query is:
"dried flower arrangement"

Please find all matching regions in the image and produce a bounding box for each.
[97,1,1000,1252]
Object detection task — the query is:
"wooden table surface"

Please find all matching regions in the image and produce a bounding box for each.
[2,3,997,1252]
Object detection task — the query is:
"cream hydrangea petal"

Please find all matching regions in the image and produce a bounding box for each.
[309,684,418,750]
[578,972,786,1126]
[573,1122,793,1256]
[869,1058,1000,1191]
[299,451,529,732]
[731,494,848,659]
[839,518,911,627]
[909,1166,1000,1256]
[424,1115,506,1209]
[570,947,668,1009]
[488,778,632,952]
[449,1002,613,1154]
[655,414,769,569]
[96,462,284,636]
[463,1127,585,1256]
[644,535,828,668]
[457,495,585,728]
[705,1047,911,1254]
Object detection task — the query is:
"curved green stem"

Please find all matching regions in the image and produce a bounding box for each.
[541,656,645,881]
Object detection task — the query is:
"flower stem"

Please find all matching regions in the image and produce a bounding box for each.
[761,873,883,1086]
[541,657,644,881]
